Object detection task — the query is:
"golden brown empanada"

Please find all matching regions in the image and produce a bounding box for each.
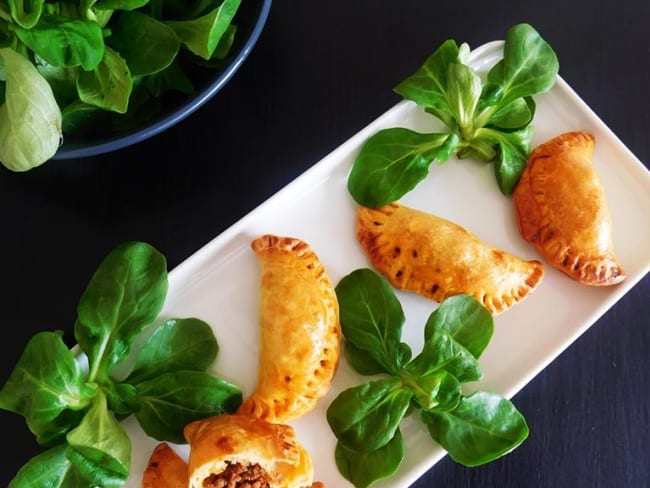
[238,235,341,423]
[142,442,188,488]
[184,413,315,488]
[356,203,544,314]
[513,131,625,285]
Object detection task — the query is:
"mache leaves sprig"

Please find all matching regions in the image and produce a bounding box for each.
[327,268,528,488]
[347,23,559,207]
[0,241,242,487]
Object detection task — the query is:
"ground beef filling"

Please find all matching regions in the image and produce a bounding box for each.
[202,461,272,488]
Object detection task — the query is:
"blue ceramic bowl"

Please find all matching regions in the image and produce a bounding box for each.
[53,0,272,160]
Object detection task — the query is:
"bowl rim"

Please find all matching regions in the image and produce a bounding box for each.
[53,0,273,160]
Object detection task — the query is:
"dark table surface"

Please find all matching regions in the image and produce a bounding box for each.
[2,1,649,487]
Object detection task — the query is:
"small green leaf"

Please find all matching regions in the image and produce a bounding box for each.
[16,16,105,70]
[135,370,242,443]
[0,47,62,171]
[0,331,96,433]
[487,96,535,130]
[76,46,132,113]
[478,77,504,110]
[65,446,129,488]
[326,377,412,452]
[33,408,86,447]
[344,341,411,377]
[424,294,494,359]
[104,380,140,417]
[126,317,219,384]
[212,23,237,59]
[143,59,195,98]
[74,241,168,382]
[107,11,179,76]
[446,62,482,135]
[165,0,240,60]
[406,370,461,412]
[422,391,529,466]
[335,269,407,374]
[66,390,131,478]
[394,38,460,116]
[335,430,404,488]
[8,445,83,488]
[475,125,533,194]
[406,327,482,383]
[492,23,559,107]
[347,128,451,207]
[344,342,386,376]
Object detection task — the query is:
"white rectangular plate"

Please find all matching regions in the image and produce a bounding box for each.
[121,41,650,487]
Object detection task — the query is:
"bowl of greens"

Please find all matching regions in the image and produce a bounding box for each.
[0,0,272,171]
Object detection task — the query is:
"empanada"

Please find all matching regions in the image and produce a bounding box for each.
[184,413,315,488]
[356,203,544,314]
[513,131,625,285]
[142,442,188,488]
[238,235,341,423]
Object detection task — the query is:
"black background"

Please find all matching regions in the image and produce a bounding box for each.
[1,1,649,487]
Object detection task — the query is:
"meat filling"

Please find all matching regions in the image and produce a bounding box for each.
[202,461,272,488]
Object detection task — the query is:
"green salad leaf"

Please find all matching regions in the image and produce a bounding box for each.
[0,241,242,487]
[164,0,241,60]
[328,268,528,488]
[0,47,62,171]
[335,429,404,488]
[107,11,179,76]
[125,317,219,384]
[66,390,131,479]
[421,391,529,467]
[15,16,105,70]
[348,23,559,206]
[76,46,133,113]
[0,0,245,170]
[0,331,97,434]
[75,241,168,382]
[134,370,242,443]
[8,445,81,488]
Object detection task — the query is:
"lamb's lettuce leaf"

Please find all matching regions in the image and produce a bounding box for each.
[348,23,559,205]
[0,47,62,171]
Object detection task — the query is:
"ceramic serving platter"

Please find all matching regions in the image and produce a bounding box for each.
[120,40,650,487]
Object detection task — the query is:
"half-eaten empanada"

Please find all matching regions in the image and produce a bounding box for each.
[356,203,544,314]
[184,413,315,488]
[513,131,625,285]
[238,235,341,423]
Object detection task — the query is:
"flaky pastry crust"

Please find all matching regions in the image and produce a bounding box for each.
[356,203,544,314]
[184,413,314,488]
[237,235,341,423]
[513,131,625,285]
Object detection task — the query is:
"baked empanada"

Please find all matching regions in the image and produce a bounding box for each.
[238,235,341,423]
[184,413,315,488]
[356,203,544,314]
[513,131,625,285]
[142,442,188,488]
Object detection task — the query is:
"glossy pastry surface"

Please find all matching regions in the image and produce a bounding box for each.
[513,131,625,285]
[356,203,544,314]
[184,413,315,488]
[238,235,341,423]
